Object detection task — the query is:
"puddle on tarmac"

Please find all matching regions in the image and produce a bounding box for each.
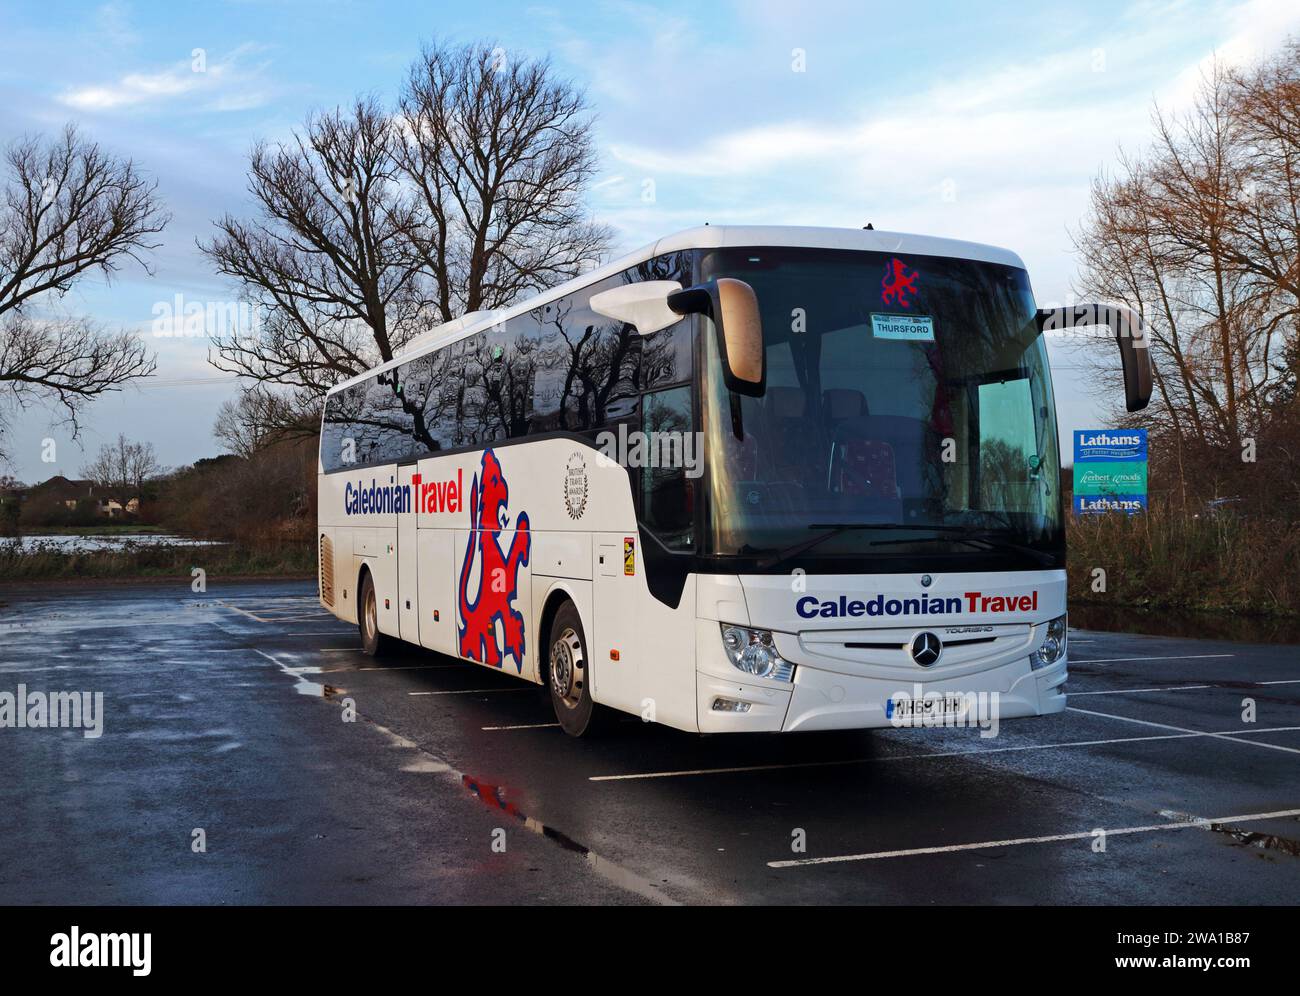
[1210,823,1300,857]
[259,651,679,904]
[260,653,339,698]
[1071,603,1300,644]
[459,773,681,903]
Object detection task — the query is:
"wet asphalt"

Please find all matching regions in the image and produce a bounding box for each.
[1,579,1298,905]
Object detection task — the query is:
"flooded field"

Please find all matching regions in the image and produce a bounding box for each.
[2,534,224,553]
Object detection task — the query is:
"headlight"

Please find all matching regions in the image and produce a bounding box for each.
[1031,613,1068,670]
[719,624,794,682]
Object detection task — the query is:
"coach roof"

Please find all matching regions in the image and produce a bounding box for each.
[326,225,1027,396]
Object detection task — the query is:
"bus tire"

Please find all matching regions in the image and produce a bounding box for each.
[546,601,601,737]
[358,570,393,657]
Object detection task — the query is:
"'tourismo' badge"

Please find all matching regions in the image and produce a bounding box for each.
[871,313,935,343]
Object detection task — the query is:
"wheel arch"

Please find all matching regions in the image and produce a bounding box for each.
[535,580,590,688]
[354,557,382,626]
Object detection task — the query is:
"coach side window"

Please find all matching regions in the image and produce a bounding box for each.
[481,315,544,441]
[522,293,628,435]
[356,369,415,463]
[560,293,636,433]
[321,384,364,472]
[634,251,693,392]
[398,351,450,455]
[640,386,694,550]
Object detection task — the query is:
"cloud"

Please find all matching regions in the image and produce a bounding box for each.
[94,2,141,49]
[597,0,1300,282]
[1153,0,1300,110]
[59,44,273,113]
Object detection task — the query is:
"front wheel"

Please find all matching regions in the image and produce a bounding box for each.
[546,602,603,736]
[358,571,393,657]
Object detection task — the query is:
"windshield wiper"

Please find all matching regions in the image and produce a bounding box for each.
[868,529,1057,566]
[755,523,903,570]
[755,522,1058,570]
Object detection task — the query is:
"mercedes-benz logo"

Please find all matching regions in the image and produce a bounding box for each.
[920,574,933,587]
[909,631,942,667]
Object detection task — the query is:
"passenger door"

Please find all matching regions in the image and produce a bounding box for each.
[592,537,642,715]
[397,462,420,644]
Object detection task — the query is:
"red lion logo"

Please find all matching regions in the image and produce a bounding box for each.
[881,258,918,309]
[458,449,531,671]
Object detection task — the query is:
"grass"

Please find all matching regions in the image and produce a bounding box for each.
[1067,502,1300,617]
[0,538,315,582]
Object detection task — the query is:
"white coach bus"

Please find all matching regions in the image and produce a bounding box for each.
[317,226,1150,736]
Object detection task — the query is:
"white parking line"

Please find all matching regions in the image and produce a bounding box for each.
[314,664,463,674]
[408,688,534,696]
[1071,684,1214,695]
[767,806,1300,867]
[1071,678,1300,696]
[1068,706,1300,755]
[1071,654,1235,665]
[482,722,561,731]
[220,602,269,622]
[589,725,1300,781]
[283,632,355,637]
[359,664,461,671]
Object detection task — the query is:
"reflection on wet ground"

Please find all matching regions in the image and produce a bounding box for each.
[3,579,1299,905]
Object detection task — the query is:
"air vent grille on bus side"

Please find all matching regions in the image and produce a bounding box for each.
[319,534,334,607]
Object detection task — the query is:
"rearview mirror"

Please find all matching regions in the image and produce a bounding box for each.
[588,280,684,335]
[668,278,766,397]
[1037,303,1152,413]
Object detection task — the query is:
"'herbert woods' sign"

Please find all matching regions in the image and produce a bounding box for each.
[1072,429,1148,514]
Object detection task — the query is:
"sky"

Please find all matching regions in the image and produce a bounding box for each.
[1,0,1298,484]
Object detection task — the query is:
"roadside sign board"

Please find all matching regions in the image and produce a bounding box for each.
[1072,429,1148,514]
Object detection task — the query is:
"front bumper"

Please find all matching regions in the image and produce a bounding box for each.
[694,617,1068,733]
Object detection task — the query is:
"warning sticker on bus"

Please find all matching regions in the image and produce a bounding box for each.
[871,313,935,342]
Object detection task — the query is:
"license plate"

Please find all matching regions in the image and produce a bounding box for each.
[886,693,970,723]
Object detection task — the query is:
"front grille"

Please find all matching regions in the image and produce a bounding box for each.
[844,635,997,650]
[792,623,1035,678]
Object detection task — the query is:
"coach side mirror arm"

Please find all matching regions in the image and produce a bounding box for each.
[589,280,685,336]
[1036,303,1153,413]
[669,278,767,398]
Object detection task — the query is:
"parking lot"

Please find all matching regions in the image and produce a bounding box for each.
[2,578,1298,905]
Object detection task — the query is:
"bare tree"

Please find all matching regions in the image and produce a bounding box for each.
[0,126,165,454]
[201,98,425,396]
[214,385,320,457]
[396,40,611,322]
[1074,66,1268,444]
[1224,40,1300,318]
[1073,43,1300,505]
[203,45,611,440]
[81,433,161,507]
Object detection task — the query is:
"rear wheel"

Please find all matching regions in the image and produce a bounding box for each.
[358,571,392,656]
[546,601,601,736]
